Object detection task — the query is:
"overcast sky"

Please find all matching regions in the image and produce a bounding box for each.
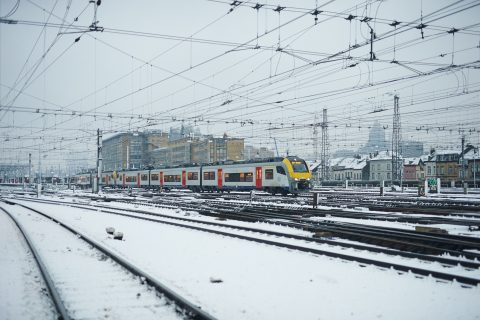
[1,0,479,172]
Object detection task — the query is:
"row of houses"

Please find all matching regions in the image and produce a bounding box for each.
[311,145,479,185]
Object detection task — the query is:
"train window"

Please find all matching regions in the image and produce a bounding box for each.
[225,172,253,182]
[126,176,137,182]
[265,169,274,180]
[164,175,181,182]
[141,174,148,181]
[276,166,286,175]
[291,161,308,173]
[187,172,198,180]
[203,171,215,180]
[224,173,237,182]
[151,174,159,180]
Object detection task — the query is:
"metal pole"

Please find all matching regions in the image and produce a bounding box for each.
[38,146,41,197]
[99,129,102,192]
[96,128,103,193]
[474,147,477,188]
[28,153,31,185]
[461,135,465,183]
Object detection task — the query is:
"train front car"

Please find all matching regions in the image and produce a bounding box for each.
[283,156,312,194]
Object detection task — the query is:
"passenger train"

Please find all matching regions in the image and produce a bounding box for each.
[74,156,312,195]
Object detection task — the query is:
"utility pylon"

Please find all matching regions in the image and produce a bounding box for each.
[313,114,319,181]
[391,95,402,184]
[320,108,329,182]
[96,128,103,193]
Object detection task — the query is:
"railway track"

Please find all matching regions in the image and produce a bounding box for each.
[53,191,480,255]
[69,189,480,226]
[307,191,480,215]
[200,201,480,257]
[10,196,480,287]
[0,199,216,320]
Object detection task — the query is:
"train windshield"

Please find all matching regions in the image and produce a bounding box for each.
[290,160,309,173]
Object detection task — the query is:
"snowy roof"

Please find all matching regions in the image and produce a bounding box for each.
[330,157,368,170]
[433,149,461,155]
[369,151,394,161]
[307,161,321,171]
[463,148,479,160]
[403,157,422,166]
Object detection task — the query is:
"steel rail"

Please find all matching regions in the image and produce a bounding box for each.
[9,197,480,287]
[0,206,70,320]
[18,196,480,269]
[1,199,217,320]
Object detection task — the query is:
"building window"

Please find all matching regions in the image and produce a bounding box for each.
[427,167,431,175]
[387,173,391,179]
[448,166,453,174]
[265,169,274,180]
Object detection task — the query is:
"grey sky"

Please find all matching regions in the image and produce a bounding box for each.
[1,0,479,172]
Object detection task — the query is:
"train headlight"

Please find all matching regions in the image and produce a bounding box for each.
[294,178,299,181]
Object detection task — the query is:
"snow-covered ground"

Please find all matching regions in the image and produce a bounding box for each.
[1,195,479,320]
[0,210,57,320]
[1,202,183,320]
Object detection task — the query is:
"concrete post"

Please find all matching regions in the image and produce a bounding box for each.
[312,192,318,209]
[380,180,384,196]
[424,179,429,196]
[436,178,441,194]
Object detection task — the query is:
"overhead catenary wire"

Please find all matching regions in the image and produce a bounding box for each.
[1,0,479,165]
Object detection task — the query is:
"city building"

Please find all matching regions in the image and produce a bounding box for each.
[425,148,461,185]
[244,145,275,160]
[331,156,369,181]
[401,141,424,157]
[0,164,29,183]
[369,151,394,182]
[461,145,479,185]
[358,121,389,154]
[150,134,245,167]
[403,157,425,181]
[102,130,169,171]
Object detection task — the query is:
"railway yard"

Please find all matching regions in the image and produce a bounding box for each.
[2,0,480,319]
[1,186,479,320]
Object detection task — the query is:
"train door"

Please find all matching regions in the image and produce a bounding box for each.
[217,168,223,189]
[122,174,126,188]
[137,173,140,188]
[255,167,262,189]
[182,170,186,188]
[160,172,164,187]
